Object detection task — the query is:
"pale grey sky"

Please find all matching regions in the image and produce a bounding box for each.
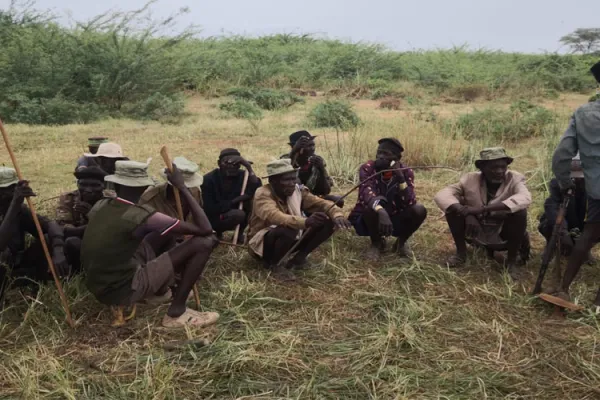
[3,0,600,53]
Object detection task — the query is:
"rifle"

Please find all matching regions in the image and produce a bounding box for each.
[532,192,572,295]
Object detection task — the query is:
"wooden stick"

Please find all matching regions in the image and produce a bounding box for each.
[159,146,201,310]
[0,118,74,327]
[232,169,250,245]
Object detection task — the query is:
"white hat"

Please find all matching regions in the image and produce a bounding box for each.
[85,142,124,158]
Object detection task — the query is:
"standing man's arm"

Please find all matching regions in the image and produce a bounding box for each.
[552,116,579,191]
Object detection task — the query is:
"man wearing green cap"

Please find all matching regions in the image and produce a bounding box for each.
[551,61,600,305]
[434,147,532,279]
[247,159,351,281]
[76,137,109,169]
[0,168,69,300]
[202,149,262,243]
[81,160,219,328]
[139,156,204,221]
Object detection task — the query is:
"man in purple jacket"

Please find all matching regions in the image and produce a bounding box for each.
[349,138,427,260]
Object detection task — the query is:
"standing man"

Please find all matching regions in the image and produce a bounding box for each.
[81,160,219,328]
[56,166,109,275]
[434,148,532,279]
[248,159,350,281]
[284,130,343,206]
[551,61,600,305]
[0,168,69,300]
[139,156,204,221]
[77,137,109,169]
[349,138,427,261]
[202,148,262,243]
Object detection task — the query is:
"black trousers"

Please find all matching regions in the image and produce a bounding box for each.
[262,220,335,267]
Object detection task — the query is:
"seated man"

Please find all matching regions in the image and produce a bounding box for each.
[284,130,343,207]
[139,156,203,221]
[247,159,350,281]
[81,160,219,328]
[202,149,262,242]
[85,142,127,176]
[0,168,68,301]
[538,155,588,257]
[349,138,427,260]
[76,137,109,169]
[434,147,532,279]
[55,166,110,275]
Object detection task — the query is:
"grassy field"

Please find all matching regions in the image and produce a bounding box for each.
[1,93,600,399]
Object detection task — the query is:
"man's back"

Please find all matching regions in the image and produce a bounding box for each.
[82,198,154,303]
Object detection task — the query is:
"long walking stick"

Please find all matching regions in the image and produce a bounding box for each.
[0,118,74,327]
[159,146,201,310]
[276,165,456,268]
[232,169,250,245]
[532,193,571,295]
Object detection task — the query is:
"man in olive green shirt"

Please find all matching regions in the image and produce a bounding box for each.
[551,60,600,305]
[82,160,219,328]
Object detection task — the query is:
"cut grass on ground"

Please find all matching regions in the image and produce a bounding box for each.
[0,94,599,399]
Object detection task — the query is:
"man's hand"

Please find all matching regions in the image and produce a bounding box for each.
[12,180,36,204]
[231,194,251,205]
[377,208,393,237]
[166,164,186,190]
[292,136,312,154]
[73,200,92,216]
[447,204,483,218]
[52,249,70,277]
[305,212,329,229]
[333,216,352,230]
[560,181,575,197]
[465,215,481,239]
[309,155,325,170]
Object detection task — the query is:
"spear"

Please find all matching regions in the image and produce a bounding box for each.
[0,118,74,327]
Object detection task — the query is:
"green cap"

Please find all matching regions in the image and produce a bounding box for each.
[88,137,109,146]
[0,167,18,188]
[105,160,155,187]
[161,156,203,187]
[263,158,297,178]
[475,147,514,167]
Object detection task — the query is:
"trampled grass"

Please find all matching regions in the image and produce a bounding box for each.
[1,93,599,399]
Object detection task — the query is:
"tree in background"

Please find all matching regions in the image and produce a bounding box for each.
[560,28,600,54]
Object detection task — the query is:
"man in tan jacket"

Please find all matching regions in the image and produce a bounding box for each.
[434,148,532,279]
[248,159,350,281]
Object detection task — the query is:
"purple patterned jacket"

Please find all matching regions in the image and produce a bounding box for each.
[349,160,416,221]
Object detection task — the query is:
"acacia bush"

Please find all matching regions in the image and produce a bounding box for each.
[227,87,304,110]
[308,100,360,129]
[444,100,558,141]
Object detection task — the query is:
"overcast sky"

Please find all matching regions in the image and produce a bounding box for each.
[4,0,600,53]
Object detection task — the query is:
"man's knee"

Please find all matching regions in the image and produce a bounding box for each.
[188,235,218,251]
[510,209,528,221]
[271,226,298,243]
[410,203,427,223]
[225,209,246,223]
[65,236,81,249]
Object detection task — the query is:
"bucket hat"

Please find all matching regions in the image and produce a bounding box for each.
[0,167,18,188]
[105,160,154,187]
[161,156,203,187]
[474,147,514,169]
[263,159,297,178]
[85,142,124,158]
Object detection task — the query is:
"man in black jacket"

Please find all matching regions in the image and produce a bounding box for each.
[202,149,262,243]
[538,155,588,257]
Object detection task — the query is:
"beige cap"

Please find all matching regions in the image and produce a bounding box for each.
[85,142,124,158]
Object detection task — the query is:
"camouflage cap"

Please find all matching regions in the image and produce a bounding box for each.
[0,167,18,188]
[161,156,203,187]
[105,159,155,187]
[263,158,297,178]
[475,147,514,165]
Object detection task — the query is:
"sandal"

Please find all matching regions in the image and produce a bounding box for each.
[162,309,220,329]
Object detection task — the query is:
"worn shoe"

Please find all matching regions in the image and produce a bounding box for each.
[270,265,297,282]
[444,254,466,268]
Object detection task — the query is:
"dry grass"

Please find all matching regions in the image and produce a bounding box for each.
[1,93,599,399]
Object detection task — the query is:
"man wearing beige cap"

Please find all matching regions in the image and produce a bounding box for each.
[139,156,204,221]
[76,137,109,169]
[434,147,532,279]
[81,160,219,328]
[0,167,69,300]
[85,142,128,176]
[248,159,351,281]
